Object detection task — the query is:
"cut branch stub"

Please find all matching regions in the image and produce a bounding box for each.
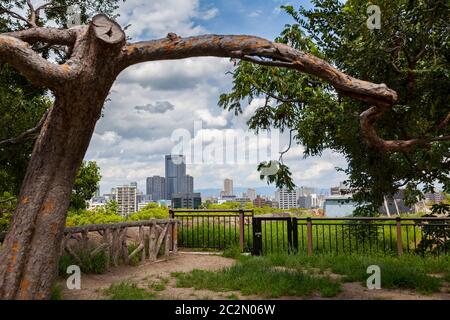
[91,14,125,47]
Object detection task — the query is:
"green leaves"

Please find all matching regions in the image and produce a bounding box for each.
[220,0,450,209]
[69,161,101,211]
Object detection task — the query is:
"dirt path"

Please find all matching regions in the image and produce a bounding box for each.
[60,252,449,300]
[61,252,254,300]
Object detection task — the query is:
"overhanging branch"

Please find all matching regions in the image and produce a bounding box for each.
[0,35,79,90]
[120,34,398,107]
[0,109,49,147]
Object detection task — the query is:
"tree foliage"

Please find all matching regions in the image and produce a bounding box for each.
[220,0,450,210]
[69,160,101,210]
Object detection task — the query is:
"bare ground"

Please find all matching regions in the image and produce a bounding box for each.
[60,252,450,300]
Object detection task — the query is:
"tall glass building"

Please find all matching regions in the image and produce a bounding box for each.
[165,155,186,200]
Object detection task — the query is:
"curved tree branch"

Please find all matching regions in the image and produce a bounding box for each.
[0,109,50,147]
[120,34,398,107]
[0,35,78,90]
[4,27,78,46]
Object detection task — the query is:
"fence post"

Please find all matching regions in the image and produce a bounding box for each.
[287,218,293,254]
[396,217,403,256]
[239,209,245,252]
[292,218,299,254]
[306,217,313,256]
[252,218,262,255]
[169,209,175,251]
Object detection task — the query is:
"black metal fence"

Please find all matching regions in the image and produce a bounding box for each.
[253,217,450,257]
[170,209,254,251]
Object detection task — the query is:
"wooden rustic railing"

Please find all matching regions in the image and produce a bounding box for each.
[61,219,179,267]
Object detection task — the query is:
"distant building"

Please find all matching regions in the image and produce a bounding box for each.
[234,197,251,207]
[330,182,352,195]
[245,188,257,201]
[172,193,201,209]
[298,194,319,209]
[380,190,415,216]
[138,200,154,211]
[185,175,194,193]
[298,186,315,197]
[116,185,137,217]
[222,195,237,202]
[275,189,299,210]
[253,195,266,208]
[146,176,166,201]
[165,155,186,200]
[424,192,446,205]
[88,196,107,211]
[323,195,358,217]
[223,178,233,196]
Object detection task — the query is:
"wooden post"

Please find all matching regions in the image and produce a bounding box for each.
[239,209,245,252]
[164,226,171,257]
[396,217,403,256]
[103,228,110,269]
[120,227,129,264]
[111,228,119,266]
[139,226,145,262]
[148,224,158,261]
[306,217,313,256]
[81,230,89,252]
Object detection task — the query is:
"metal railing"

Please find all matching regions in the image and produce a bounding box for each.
[170,209,254,251]
[253,217,449,257]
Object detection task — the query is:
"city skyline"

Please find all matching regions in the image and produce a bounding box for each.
[84,0,348,195]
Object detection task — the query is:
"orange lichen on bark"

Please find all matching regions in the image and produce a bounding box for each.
[42,200,54,215]
[7,241,20,273]
[61,64,70,73]
[17,278,30,299]
[50,223,58,236]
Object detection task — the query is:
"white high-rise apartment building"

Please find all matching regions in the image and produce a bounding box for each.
[275,188,300,210]
[116,185,137,217]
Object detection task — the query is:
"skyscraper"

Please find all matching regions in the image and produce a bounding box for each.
[165,155,186,200]
[146,176,166,201]
[223,178,233,196]
[184,174,194,193]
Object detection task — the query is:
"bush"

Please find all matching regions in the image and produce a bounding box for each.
[59,249,109,275]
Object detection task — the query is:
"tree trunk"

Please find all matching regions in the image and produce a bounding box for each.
[0,87,107,299]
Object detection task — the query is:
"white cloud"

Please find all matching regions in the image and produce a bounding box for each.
[83,0,350,195]
[117,0,219,39]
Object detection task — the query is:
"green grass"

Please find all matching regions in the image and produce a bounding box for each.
[104,282,156,300]
[263,253,449,294]
[150,277,170,291]
[50,284,63,300]
[173,257,341,298]
[172,252,449,298]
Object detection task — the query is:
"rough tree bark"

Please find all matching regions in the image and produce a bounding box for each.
[0,11,421,299]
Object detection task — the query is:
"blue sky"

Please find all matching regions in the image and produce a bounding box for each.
[84,0,348,195]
